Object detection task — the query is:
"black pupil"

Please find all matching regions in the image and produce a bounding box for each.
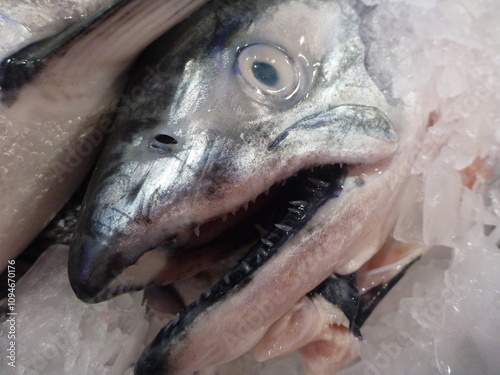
[252,61,279,87]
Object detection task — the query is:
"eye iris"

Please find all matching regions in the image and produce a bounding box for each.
[252,61,279,87]
[236,43,300,102]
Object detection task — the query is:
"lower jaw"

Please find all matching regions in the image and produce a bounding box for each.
[141,163,348,324]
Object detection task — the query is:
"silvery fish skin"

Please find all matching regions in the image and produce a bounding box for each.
[69,0,425,373]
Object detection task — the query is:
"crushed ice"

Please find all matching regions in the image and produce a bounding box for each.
[0,245,148,375]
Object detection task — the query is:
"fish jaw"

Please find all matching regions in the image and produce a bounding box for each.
[68,0,425,372]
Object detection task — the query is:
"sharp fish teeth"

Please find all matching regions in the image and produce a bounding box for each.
[290,200,309,207]
[171,313,180,325]
[275,224,292,232]
[288,208,303,215]
[194,226,200,237]
[241,261,252,273]
[258,247,270,257]
[265,189,270,196]
[261,238,274,247]
[243,203,249,211]
[222,215,228,223]
[308,177,330,188]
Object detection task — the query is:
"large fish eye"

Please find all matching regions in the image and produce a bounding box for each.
[236,43,299,102]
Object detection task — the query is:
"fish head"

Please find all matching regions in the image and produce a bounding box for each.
[69,0,423,372]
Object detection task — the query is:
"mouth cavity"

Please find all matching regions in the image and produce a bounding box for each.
[153,163,348,331]
[173,163,349,254]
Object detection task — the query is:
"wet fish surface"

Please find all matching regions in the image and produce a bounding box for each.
[69,0,427,374]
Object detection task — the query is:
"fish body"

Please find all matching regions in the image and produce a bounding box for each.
[69,0,427,373]
[0,0,109,60]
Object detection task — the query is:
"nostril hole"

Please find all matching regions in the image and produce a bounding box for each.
[149,134,177,153]
[155,134,177,144]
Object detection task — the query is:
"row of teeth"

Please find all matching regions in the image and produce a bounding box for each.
[164,168,342,330]
[190,181,332,304]
[232,175,334,273]
[190,175,330,238]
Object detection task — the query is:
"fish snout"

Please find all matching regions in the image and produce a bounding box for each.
[68,233,138,303]
[69,234,108,302]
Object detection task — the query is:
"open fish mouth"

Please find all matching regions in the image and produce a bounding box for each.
[160,162,347,292]
[86,162,348,303]
[162,164,346,257]
[179,163,347,262]
[151,164,346,310]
